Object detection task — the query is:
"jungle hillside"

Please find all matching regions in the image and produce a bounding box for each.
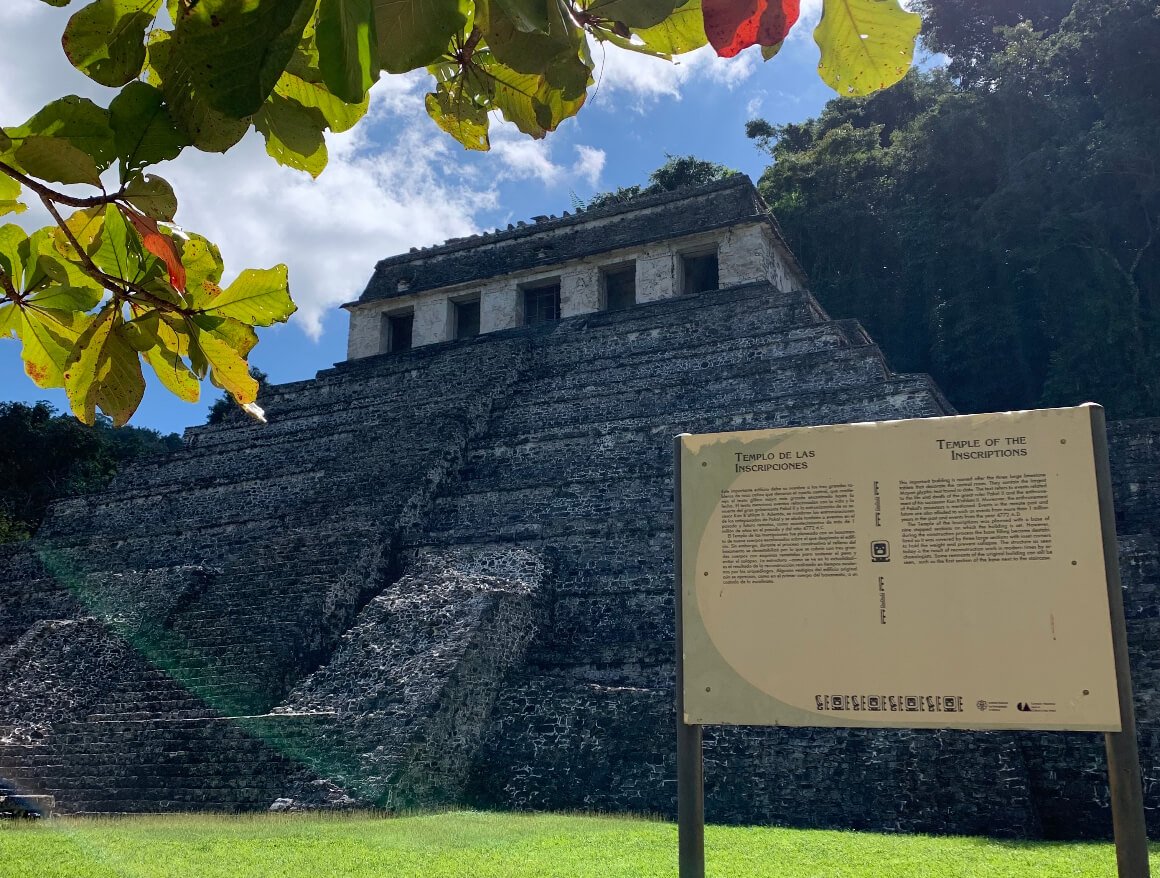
[749,0,1159,417]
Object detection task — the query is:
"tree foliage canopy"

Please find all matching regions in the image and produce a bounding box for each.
[0,400,180,542]
[580,154,737,210]
[1,0,921,425]
[750,0,1160,417]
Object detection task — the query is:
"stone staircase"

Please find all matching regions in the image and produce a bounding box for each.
[1,283,1156,837]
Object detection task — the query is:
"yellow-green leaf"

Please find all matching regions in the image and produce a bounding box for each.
[632,0,706,55]
[19,305,86,388]
[0,303,18,337]
[274,71,368,134]
[64,304,146,425]
[188,315,259,403]
[144,342,200,401]
[148,30,251,153]
[54,206,105,262]
[0,175,26,217]
[180,233,225,296]
[0,224,26,289]
[425,85,490,151]
[814,0,920,96]
[194,264,295,326]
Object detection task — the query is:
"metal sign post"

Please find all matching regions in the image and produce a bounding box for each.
[1090,407,1151,877]
[673,407,1150,877]
[674,435,705,878]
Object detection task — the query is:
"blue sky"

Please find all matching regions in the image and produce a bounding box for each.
[0,0,884,436]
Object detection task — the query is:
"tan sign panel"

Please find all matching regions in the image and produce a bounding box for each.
[680,406,1120,731]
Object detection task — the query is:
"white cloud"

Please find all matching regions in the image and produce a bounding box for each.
[573,145,606,188]
[162,82,498,339]
[489,131,565,186]
[590,41,763,109]
[792,0,826,41]
[486,122,606,191]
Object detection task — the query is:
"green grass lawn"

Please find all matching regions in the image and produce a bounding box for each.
[0,810,1145,877]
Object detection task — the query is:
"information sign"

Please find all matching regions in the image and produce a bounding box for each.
[679,406,1120,730]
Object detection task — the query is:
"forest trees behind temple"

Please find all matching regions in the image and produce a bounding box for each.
[750,0,1160,417]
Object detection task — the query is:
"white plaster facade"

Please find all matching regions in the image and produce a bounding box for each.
[345,220,805,360]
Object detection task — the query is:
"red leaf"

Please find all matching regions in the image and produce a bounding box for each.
[120,206,187,293]
[703,0,800,58]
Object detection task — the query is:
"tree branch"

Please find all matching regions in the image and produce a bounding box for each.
[0,161,125,209]
[39,195,183,315]
[0,267,17,301]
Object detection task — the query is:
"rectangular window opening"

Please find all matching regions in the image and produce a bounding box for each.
[602,265,636,312]
[455,298,481,340]
[382,311,413,353]
[522,282,561,326]
[682,250,719,296]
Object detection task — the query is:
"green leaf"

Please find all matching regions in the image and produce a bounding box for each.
[14,137,103,186]
[193,264,294,325]
[583,0,678,29]
[40,0,73,6]
[91,203,144,281]
[493,0,550,34]
[62,0,163,87]
[28,283,103,312]
[762,40,784,60]
[147,30,251,153]
[485,0,583,75]
[274,71,368,134]
[374,0,469,74]
[317,0,380,104]
[253,94,329,178]
[109,81,189,178]
[64,304,146,425]
[814,0,920,96]
[0,175,25,217]
[632,0,707,55]
[170,0,316,117]
[123,173,178,221]
[8,97,116,185]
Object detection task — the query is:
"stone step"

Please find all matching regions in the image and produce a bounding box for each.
[509,344,890,412]
[524,320,867,389]
[480,375,948,442]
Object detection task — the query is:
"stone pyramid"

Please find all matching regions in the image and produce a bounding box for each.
[1,178,1157,837]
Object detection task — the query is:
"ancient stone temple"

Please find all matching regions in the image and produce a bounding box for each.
[2,176,1158,837]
